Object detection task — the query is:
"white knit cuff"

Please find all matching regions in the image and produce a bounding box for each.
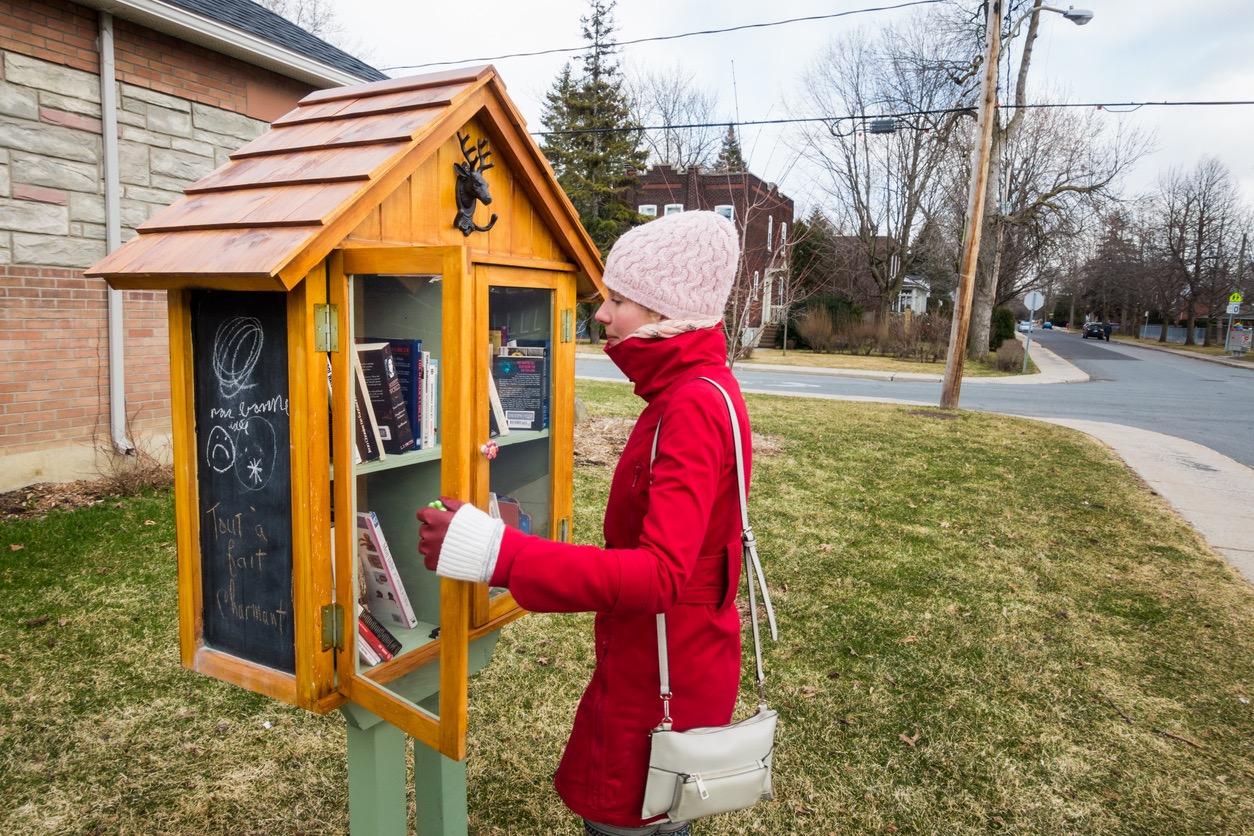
[437,504,506,583]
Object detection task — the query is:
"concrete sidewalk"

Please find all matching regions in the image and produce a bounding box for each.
[1112,337,1254,371]
[723,335,1088,385]
[1039,418,1254,585]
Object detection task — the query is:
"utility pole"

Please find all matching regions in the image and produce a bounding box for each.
[941,0,1003,409]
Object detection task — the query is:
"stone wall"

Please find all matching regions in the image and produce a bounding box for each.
[0,38,303,491]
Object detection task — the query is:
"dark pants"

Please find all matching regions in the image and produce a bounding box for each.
[584,820,691,836]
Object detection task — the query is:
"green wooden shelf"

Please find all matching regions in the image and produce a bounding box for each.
[354,445,442,476]
[494,428,549,448]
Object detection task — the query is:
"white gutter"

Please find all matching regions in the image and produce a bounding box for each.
[100,12,134,456]
[78,0,367,89]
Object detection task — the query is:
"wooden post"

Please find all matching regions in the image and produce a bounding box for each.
[940,0,1003,409]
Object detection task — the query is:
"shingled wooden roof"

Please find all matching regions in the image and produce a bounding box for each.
[86,66,604,292]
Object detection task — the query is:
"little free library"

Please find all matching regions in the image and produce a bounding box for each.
[85,64,605,784]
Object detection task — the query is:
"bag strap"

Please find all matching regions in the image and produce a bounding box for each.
[651,377,777,729]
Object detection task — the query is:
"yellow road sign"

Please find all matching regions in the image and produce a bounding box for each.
[1231,291,1244,304]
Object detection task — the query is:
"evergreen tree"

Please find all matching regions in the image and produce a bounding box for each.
[540,0,647,253]
[713,124,747,172]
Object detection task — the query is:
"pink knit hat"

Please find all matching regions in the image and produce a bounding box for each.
[601,210,740,319]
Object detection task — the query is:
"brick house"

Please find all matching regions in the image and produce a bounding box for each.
[0,0,383,491]
[622,164,794,345]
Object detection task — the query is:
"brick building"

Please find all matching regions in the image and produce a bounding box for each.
[0,0,383,491]
[623,164,794,344]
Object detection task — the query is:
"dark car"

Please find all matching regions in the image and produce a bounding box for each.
[1082,322,1107,340]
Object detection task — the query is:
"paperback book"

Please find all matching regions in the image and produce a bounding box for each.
[356,511,417,628]
[355,342,416,455]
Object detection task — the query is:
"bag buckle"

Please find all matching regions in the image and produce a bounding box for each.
[742,527,756,547]
[694,773,709,800]
[658,692,673,731]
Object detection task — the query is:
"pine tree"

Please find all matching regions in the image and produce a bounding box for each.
[713,124,747,173]
[540,0,647,254]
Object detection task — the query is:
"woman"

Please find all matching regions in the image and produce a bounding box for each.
[418,210,752,835]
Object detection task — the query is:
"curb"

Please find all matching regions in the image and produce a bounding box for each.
[1111,338,1254,371]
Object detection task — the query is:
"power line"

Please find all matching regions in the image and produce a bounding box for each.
[380,0,946,72]
[529,100,1254,136]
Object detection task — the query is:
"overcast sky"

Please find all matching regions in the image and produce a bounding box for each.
[339,0,1254,215]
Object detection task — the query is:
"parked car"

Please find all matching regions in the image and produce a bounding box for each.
[1018,320,1034,332]
[1042,321,1053,329]
[1082,322,1106,340]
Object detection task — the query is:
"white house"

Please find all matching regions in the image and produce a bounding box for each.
[894,275,931,315]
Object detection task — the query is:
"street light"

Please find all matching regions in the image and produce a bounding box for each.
[939,1,1094,408]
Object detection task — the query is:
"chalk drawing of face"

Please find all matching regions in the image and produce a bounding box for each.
[205,425,235,473]
[213,316,263,400]
[233,415,276,491]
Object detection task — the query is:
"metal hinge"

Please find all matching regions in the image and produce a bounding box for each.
[321,603,344,651]
[314,304,339,352]
[559,517,570,542]
[560,308,574,343]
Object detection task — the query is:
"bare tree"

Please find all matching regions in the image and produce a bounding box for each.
[254,0,364,54]
[627,64,721,169]
[796,16,964,322]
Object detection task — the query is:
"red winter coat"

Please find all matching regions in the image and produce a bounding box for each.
[488,325,751,826]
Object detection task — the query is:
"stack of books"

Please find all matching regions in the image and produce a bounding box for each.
[490,336,550,432]
[353,338,440,463]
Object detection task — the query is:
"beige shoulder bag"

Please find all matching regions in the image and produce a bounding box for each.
[640,377,779,822]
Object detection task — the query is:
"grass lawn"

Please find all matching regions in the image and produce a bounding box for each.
[2,381,1251,834]
[1112,334,1253,362]
[577,343,1037,377]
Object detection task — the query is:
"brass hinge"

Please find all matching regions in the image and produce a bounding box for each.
[321,603,344,651]
[558,517,570,542]
[560,308,574,343]
[314,304,339,352]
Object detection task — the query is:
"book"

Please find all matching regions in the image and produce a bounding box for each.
[359,609,402,656]
[367,338,423,447]
[358,634,382,667]
[492,355,547,431]
[426,356,440,447]
[356,511,418,628]
[494,494,532,533]
[486,343,511,438]
[352,355,384,462]
[358,618,394,662]
[355,343,416,456]
[508,340,551,428]
[329,358,362,465]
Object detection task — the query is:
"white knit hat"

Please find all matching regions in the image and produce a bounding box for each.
[601,211,740,319]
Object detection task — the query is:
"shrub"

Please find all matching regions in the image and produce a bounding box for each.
[994,340,1025,371]
[779,293,861,349]
[990,307,1016,351]
[795,306,839,353]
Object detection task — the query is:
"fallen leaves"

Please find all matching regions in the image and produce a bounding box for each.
[9,543,23,552]
[22,614,50,628]
[899,729,921,749]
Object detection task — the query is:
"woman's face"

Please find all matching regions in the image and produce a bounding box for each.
[595,292,662,348]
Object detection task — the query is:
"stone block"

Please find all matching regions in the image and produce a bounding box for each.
[121,96,147,115]
[69,191,105,223]
[79,221,107,240]
[115,109,145,128]
[150,173,198,194]
[170,137,214,157]
[38,91,101,118]
[0,117,100,164]
[40,106,102,134]
[12,183,68,205]
[215,147,232,167]
[4,53,100,104]
[146,105,192,137]
[0,163,8,198]
[0,197,69,234]
[121,198,157,228]
[119,82,190,113]
[120,125,171,149]
[123,184,182,205]
[121,226,137,242]
[0,82,38,120]
[150,147,213,182]
[13,231,104,267]
[11,153,99,193]
[118,141,150,186]
[191,103,263,141]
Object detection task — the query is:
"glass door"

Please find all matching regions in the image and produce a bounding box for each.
[472,263,574,627]
[330,245,473,758]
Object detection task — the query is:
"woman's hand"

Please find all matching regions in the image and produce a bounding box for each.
[416,497,465,571]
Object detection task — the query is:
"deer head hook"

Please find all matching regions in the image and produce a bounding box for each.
[453,130,498,236]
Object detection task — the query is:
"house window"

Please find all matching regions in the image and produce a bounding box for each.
[766,216,774,249]
[638,204,657,218]
[780,222,787,246]
[897,291,913,313]
[714,204,734,222]
[664,203,684,216]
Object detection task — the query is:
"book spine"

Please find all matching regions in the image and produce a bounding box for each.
[429,359,439,445]
[419,350,431,449]
[368,511,418,627]
[359,609,402,655]
[357,632,382,666]
[352,357,382,462]
[358,620,393,661]
[356,344,416,455]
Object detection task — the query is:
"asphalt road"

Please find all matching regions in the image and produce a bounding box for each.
[576,330,1254,467]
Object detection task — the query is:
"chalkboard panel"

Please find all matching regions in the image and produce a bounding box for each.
[191,291,295,673]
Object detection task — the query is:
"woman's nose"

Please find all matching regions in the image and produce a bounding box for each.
[594,300,611,324]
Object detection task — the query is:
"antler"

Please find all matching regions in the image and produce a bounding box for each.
[457,130,480,169]
[475,137,494,172]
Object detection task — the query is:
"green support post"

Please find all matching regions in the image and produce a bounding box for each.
[414,741,468,836]
[344,706,409,836]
